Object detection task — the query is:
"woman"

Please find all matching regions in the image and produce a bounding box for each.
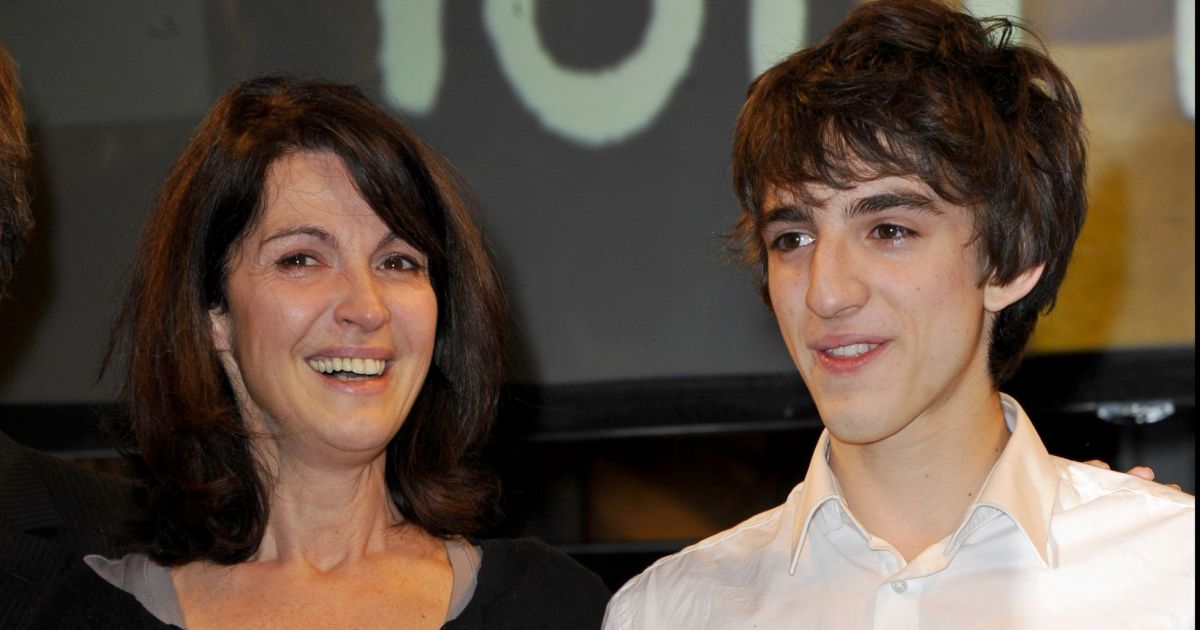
[32,76,609,628]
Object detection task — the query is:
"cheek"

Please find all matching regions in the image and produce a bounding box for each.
[923,270,986,339]
[229,283,320,359]
[273,290,325,336]
[393,286,439,350]
[766,263,805,311]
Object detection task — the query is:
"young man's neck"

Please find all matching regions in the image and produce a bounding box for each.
[827,390,1010,562]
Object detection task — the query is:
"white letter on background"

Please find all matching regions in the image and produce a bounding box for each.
[1178,0,1195,119]
[378,0,445,115]
[963,0,1023,42]
[749,0,807,79]
[484,0,705,147]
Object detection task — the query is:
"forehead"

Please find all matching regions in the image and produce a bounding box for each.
[261,152,374,217]
[225,152,395,260]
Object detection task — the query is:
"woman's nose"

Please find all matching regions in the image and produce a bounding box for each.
[333,268,390,331]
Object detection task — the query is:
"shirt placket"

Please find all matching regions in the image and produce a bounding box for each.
[868,535,954,630]
[870,541,919,630]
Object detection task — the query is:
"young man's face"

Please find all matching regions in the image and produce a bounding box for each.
[761,174,1037,445]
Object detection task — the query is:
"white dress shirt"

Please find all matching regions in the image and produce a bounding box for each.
[603,395,1195,629]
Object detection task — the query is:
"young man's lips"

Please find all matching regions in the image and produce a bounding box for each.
[810,338,889,373]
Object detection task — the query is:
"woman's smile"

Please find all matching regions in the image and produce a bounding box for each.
[307,356,389,379]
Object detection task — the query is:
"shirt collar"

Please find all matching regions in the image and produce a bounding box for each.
[787,429,840,575]
[946,394,1059,568]
[787,394,1060,574]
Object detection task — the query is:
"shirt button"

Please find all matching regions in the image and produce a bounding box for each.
[891,580,908,594]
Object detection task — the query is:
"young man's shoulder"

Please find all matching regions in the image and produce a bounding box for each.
[1050,455,1194,543]
[603,484,804,628]
[1053,455,1193,509]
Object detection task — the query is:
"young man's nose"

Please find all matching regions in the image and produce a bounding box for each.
[805,239,867,318]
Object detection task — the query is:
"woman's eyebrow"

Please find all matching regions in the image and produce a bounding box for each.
[377,232,400,249]
[259,227,409,253]
[262,225,334,246]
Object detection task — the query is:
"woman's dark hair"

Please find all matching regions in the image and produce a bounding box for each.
[108,76,508,565]
[0,41,32,294]
[728,0,1086,385]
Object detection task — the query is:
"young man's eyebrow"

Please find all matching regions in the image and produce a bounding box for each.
[846,191,941,217]
[762,204,813,225]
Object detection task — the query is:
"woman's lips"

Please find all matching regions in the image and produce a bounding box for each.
[304,348,395,392]
[307,356,389,377]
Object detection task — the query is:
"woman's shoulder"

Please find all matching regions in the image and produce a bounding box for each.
[479,538,605,580]
[446,537,611,630]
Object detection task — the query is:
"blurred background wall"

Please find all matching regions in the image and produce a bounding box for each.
[0,0,1191,402]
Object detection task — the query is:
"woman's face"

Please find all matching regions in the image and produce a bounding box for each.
[210,151,438,466]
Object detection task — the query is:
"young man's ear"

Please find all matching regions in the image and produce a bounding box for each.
[984,263,1045,313]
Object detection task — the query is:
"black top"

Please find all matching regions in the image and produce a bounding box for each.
[446,538,610,629]
[0,429,133,624]
[26,537,611,629]
[0,430,133,628]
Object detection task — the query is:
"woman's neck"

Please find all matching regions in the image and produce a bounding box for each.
[252,449,408,571]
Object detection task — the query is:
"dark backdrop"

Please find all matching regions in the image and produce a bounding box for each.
[0,1,1192,403]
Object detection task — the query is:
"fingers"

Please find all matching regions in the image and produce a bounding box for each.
[1125,465,1155,481]
[1080,460,1180,490]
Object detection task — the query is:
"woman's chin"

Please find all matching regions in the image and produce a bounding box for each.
[323,417,405,452]
[257,409,406,466]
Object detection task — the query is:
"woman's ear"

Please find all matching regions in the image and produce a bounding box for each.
[210,308,232,352]
[984,263,1045,313]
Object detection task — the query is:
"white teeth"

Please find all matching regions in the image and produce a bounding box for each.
[827,343,877,357]
[307,357,387,376]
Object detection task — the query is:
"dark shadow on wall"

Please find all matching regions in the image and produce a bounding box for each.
[0,124,56,389]
[203,0,383,93]
[490,240,542,384]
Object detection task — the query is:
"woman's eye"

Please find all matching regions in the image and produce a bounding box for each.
[276,253,317,268]
[382,254,422,271]
[872,224,916,242]
[771,231,814,251]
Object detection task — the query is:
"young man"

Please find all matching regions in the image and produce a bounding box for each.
[604,1,1194,627]
[0,41,132,626]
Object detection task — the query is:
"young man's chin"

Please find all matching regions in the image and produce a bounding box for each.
[816,403,902,445]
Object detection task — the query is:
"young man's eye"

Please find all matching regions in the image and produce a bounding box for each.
[871,224,916,242]
[770,232,814,251]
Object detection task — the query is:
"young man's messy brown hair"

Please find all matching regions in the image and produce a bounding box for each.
[729,0,1087,385]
